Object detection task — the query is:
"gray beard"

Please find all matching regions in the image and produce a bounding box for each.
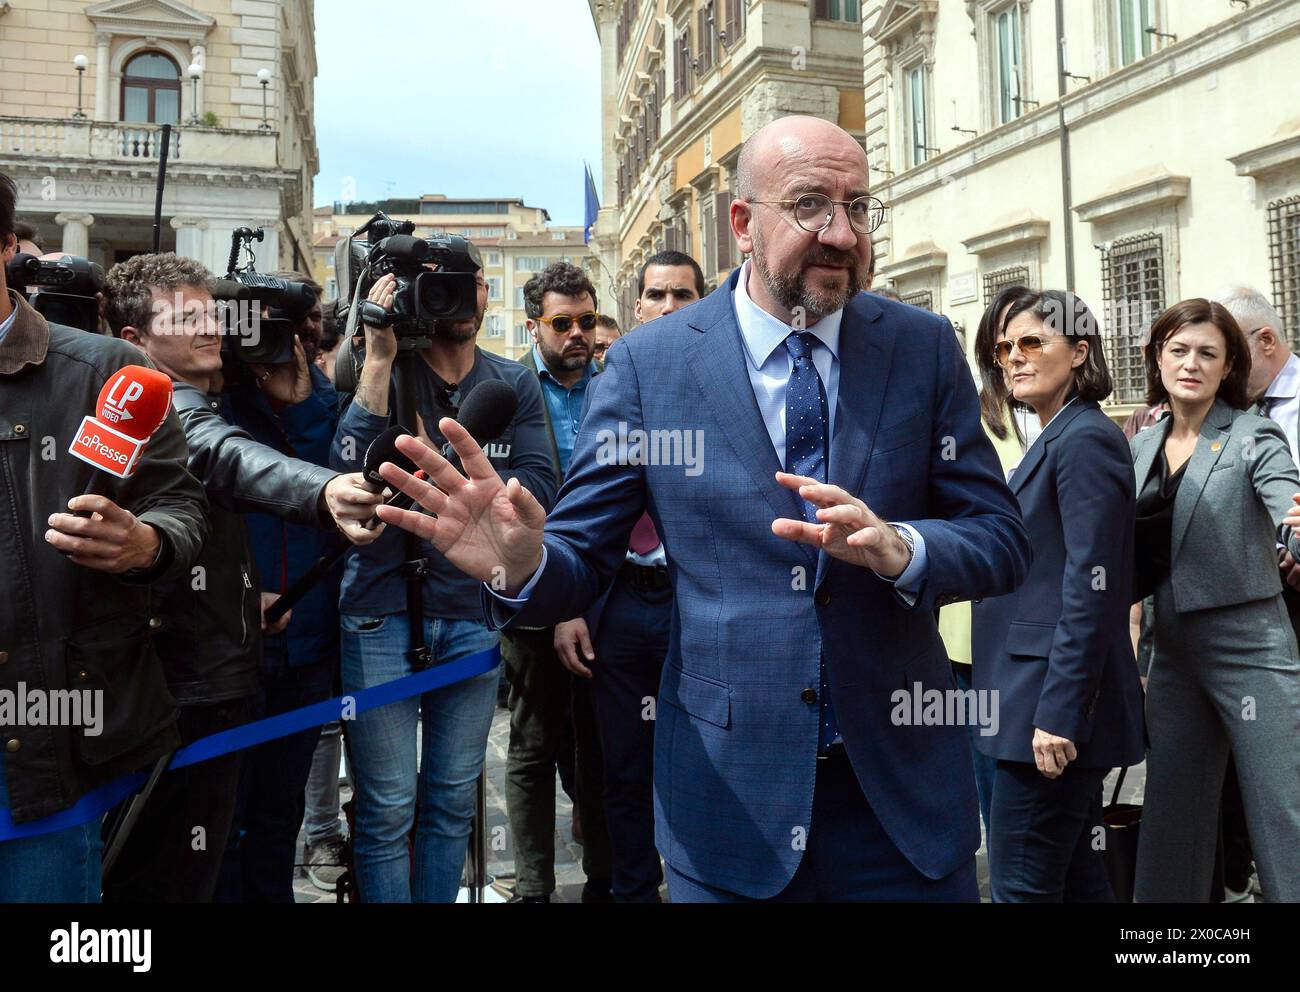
[752,236,861,321]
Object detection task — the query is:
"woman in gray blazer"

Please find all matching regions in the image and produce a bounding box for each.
[1131,298,1300,902]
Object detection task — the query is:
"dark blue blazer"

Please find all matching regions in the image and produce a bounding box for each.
[971,400,1146,768]
[489,268,1030,897]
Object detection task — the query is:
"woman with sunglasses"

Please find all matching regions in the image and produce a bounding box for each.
[971,288,1146,901]
[1130,299,1300,902]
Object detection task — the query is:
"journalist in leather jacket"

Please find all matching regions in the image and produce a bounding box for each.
[0,290,209,825]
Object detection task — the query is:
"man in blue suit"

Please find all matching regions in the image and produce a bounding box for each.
[375,116,1030,901]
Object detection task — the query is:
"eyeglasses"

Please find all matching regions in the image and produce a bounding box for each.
[535,312,600,334]
[992,334,1052,368]
[749,193,887,235]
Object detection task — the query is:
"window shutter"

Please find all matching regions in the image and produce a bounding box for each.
[713,192,734,273]
[664,221,678,254]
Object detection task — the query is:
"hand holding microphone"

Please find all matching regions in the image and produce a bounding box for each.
[46,365,174,573]
[263,380,519,625]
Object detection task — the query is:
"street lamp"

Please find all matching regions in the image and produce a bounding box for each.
[257,67,272,131]
[72,54,88,120]
[187,62,203,124]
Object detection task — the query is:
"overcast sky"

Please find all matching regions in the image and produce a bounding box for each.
[313,0,603,226]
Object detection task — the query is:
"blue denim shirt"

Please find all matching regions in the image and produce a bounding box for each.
[533,345,594,476]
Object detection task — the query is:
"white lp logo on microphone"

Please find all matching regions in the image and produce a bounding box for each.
[100,377,143,426]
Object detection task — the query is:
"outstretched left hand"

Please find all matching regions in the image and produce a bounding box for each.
[771,473,912,578]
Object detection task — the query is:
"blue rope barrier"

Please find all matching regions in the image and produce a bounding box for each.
[0,645,501,842]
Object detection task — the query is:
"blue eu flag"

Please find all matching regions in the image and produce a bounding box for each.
[584,163,600,245]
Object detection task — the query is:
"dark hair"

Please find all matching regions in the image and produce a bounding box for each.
[596,314,620,333]
[0,171,16,247]
[979,288,1112,437]
[523,261,597,319]
[638,250,705,298]
[274,270,324,300]
[975,284,1033,440]
[1143,298,1252,410]
[319,299,342,352]
[13,220,44,253]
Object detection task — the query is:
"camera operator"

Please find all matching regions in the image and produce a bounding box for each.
[211,270,348,902]
[10,220,44,258]
[330,239,556,903]
[102,252,384,903]
[0,172,208,903]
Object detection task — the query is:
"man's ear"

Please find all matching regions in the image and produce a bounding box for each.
[1,232,15,262]
[732,199,755,255]
[1258,326,1279,354]
[633,298,643,323]
[119,325,145,348]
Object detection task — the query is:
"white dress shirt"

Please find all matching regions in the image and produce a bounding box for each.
[492,262,928,605]
[1262,353,1300,464]
[0,298,17,348]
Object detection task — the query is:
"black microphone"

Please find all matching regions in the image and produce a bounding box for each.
[264,428,415,625]
[441,378,519,470]
[263,380,518,625]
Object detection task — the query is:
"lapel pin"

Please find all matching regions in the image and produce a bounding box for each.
[1211,442,1222,452]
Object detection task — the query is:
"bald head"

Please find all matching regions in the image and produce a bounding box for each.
[736,116,869,201]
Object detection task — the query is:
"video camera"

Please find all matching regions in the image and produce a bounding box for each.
[4,252,104,334]
[339,213,480,339]
[215,226,317,366]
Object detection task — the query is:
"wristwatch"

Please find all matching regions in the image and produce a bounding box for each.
[891,524,915,569]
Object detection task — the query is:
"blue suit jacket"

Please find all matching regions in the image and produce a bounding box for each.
[970,400,1146,768]
[490,269,1030,896]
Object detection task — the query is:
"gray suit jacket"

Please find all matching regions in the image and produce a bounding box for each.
[1131,398,1300,613]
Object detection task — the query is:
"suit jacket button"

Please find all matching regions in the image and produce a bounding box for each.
[800,688,818,704]
[815,588,831,607]
[149,617,163,630]
[0,650,8,665]
[5,738,19,753]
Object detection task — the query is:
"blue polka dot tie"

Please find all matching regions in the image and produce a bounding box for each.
[784,331,839,753]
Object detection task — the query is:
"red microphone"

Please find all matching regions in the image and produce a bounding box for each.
[69,366,174,479]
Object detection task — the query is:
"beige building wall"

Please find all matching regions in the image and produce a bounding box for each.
[591,0,868,330]
[0,0,318,273]
[866,0,1300,418]
[314,195,590,359]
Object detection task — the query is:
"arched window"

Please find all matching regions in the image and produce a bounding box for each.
[121,51,181,124]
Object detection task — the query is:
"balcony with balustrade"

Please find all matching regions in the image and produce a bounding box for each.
[0,117,278,170]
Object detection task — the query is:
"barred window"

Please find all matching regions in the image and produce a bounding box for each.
[900,290,933,311]
[983,265,1031,306]
[1100,233,1166,404]
[1268,195,1300,351]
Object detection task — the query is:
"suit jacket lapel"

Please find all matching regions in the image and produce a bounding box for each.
[1131,415,1170,499]
[685,277,812,559]
[1008,400,1092,496]
[816,293,893,588]
[1171,400,1234,561]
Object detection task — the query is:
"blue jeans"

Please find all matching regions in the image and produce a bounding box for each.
[988,760,1113,903]
[0,755,102,902]
[340,614,499,903]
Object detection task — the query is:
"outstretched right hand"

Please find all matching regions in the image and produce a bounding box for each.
[375,421,546,594]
